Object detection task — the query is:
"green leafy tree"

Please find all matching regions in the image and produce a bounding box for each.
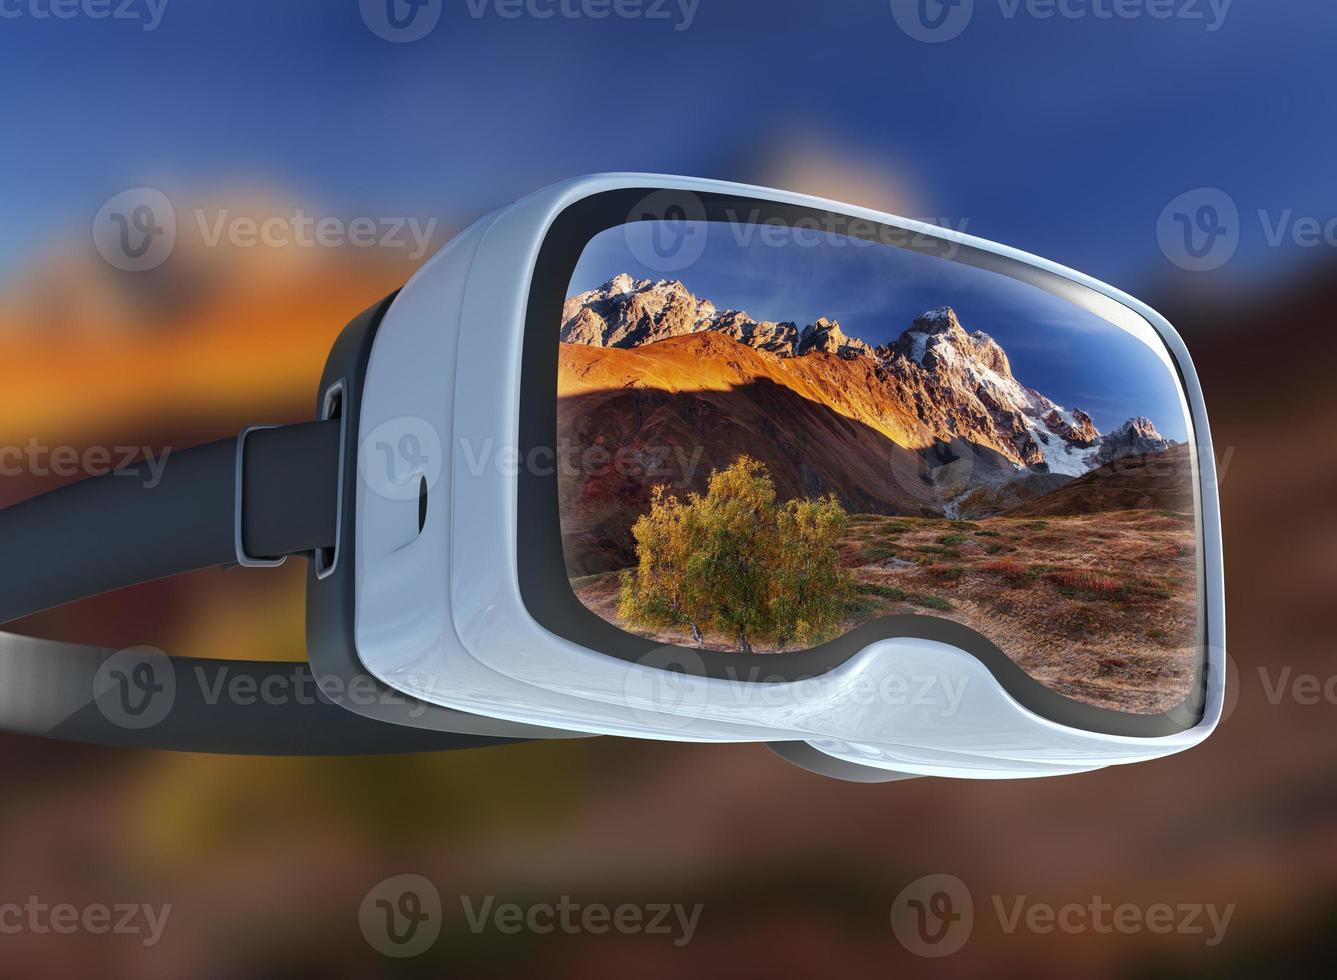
[619,457,851,652]
[770,494,851,649]
[617,485,710,646]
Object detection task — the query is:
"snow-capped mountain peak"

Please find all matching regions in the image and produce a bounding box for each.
[1094,416,1175,465]
[560,277,1175,479]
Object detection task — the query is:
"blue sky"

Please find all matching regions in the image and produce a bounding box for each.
[572,221,1190,440]
[1,1,1333,293]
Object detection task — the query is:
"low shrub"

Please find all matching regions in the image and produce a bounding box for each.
[1155,510,1195,524]
[861,544,899,562]
[982,558,1031,584]
[915,544,961,559]
[1049,569,1122,599]
[1129,577,1174,601]
[855,582,906,601]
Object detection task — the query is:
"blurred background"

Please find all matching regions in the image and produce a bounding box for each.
[1,1,1335,976]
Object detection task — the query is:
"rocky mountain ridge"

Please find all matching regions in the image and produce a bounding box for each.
[561,274,1177,478]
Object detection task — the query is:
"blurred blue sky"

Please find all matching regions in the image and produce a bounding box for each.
[1,0,1333,292]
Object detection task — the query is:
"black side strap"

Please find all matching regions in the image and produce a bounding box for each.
[0,423,521,754]
[0,634,515,755]
[0,422,336,623]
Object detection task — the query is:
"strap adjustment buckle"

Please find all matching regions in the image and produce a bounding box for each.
[234,425,287,568]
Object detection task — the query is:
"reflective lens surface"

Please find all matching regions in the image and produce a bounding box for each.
[554,218,1199,714]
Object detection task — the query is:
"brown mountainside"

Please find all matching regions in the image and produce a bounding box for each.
[558,332,1017,575]
[1007,444,1196,517]
[561,275,1167,477]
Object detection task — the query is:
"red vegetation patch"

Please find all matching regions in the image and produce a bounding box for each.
[982,557,1030,584]
[1049,569,1121,598]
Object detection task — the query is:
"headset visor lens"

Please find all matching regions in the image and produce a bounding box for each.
[553,215,1201,715]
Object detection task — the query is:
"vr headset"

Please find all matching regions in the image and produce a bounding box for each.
[0,175,1225,781]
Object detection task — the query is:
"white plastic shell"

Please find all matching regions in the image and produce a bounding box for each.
[353,174,1225,779]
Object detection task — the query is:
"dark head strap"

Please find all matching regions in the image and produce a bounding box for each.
[0,422,543,753]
